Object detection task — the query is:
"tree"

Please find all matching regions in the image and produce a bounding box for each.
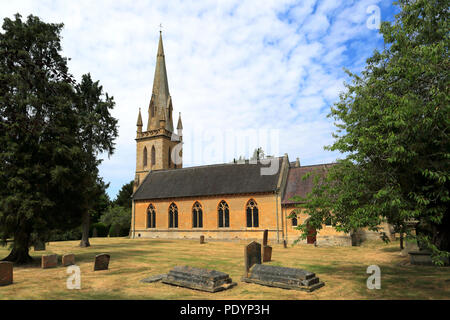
[112,180,133,209]
[100,206,131,237]
[0,14,86,263]
[75,73,118,247]
[295,0,449,264]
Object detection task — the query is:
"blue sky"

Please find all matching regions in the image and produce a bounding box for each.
[0,0,400,199]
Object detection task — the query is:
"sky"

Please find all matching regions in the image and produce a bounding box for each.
[0,0,399,199]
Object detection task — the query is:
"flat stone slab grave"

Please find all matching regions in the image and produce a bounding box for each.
[0,261,13,286]
[242,264,325,292]
[140,274,167,283]
[41,254,58,269]
[94,254,110,271]
[162,266,237,293]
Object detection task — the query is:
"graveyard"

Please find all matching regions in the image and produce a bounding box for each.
[0,237,449,300]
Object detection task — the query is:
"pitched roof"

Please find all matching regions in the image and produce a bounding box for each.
[132,158,283,201]
[282,163,335,205]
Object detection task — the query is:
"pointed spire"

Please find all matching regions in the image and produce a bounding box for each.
[137,108,143,127]
[177,112,183,129]
[147,32,173,132]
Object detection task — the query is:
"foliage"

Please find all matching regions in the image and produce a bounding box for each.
[90,222,108,237]
[295,0,449,265]
[100,206,131,237]
[112,180,133,209]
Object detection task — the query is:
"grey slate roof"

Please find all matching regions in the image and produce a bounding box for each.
[132,158,283,200]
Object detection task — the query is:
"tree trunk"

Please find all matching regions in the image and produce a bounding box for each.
[399,233,404,250]
[79,210,91,247]
[1,231,33,264]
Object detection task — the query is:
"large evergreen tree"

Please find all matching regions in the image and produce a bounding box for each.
[296,0,449,264]
[0,14,118,261]
[0,14,85,263]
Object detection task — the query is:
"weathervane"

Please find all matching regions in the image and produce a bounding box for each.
[159,23,162,33]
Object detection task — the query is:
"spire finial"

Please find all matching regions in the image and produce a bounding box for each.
[159,23,162,33]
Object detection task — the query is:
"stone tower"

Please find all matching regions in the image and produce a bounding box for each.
[134,32,183,191]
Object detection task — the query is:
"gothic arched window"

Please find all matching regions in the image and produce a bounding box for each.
[218,201,230,228]
[246,199,259,228]
[147,204,156,228]
[151,146,156,166]
[192,202,203,228]
[291,211,298,227]
[169,203,178,228]
[143,147,148,167]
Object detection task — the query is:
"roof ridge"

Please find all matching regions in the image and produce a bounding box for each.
[150,157,283,174]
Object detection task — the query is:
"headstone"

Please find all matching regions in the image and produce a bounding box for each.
[140,274,167,283]
[244,241,261,277]
[162,266,237,292]
[94,253,110,271]
[62,254,75,267]
[200,235,205,244]
[242,264,325,292]
[263,245,272,262]
[263,229,268,246]
[409,251,449,266]
[41,254,58,269]
[283,240,287,248]
[0,261,13,286]
[34,241,46,251]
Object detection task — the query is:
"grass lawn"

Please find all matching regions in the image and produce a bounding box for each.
[0,237,449,300]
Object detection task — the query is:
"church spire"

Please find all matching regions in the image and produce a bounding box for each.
[136,108,143,134]
[147,32,173,132]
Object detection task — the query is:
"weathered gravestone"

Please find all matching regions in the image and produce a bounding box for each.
[162,266,236,293]
[94,254,110,271]
[261,230,272,262]
[263,230,268,246]
[263,246,272,262]
[200,235,205,244]
[62,254,75,267]
[34,241,46,251]
[283,240,287,248]
[0,261,13,286]
[242,264,325,292]
[41,254,58,269]
[244,241,261,277]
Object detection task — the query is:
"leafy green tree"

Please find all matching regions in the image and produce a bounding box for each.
[112,180,133,209]
[0,14,86,263]
[75,73,118,248]
[295,0,449,264]
[100,206,131,237]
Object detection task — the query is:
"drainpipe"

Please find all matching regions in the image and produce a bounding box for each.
[275,191,280,243]
[132,199,135,239]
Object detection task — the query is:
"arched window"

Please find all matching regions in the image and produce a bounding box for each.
[292,216,298,227]
[143,147,148,167]
[218,201,230,228]
[246,199,259,228]
[192,202,203,228]
[147,204,156,228]
[151,146,156,166]
[169,203,178,228]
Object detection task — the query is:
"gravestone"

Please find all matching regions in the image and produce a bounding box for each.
[242,264,325,292]
[41,254,58,269]
[263,245,272,262]
[200,235,205,244]
[263,229,268,246]
[283,240,287,248]
[244,241,261,277]
[162,266,236,292]
[34,241,46,251]
[62,254,75,267]
[94,253,110,271]
[140,274,167,283]
[0,261,13,286]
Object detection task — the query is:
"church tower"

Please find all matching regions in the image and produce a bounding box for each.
[134,32,183,191]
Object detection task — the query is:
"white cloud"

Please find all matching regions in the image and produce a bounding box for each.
[0,0,391,198]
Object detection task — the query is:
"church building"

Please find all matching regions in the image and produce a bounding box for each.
[130,33,382,245]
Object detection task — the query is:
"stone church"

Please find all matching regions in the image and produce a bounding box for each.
[130,33,387,245]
